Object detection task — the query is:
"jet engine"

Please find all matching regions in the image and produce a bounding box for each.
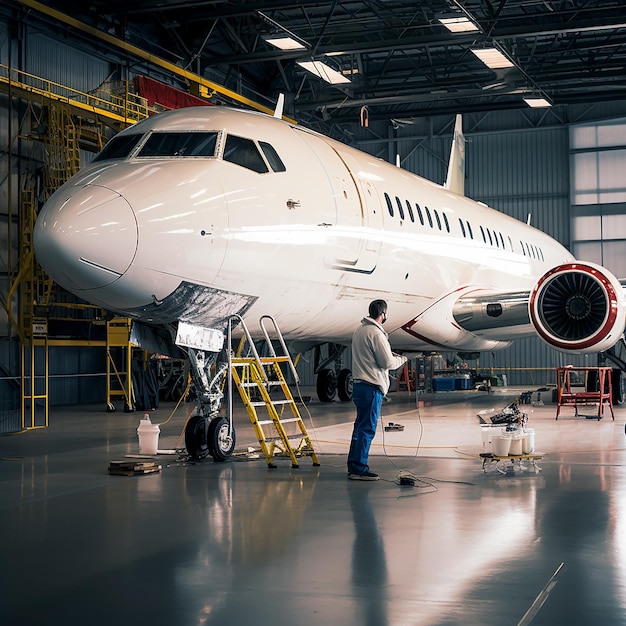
[529,261,626,353]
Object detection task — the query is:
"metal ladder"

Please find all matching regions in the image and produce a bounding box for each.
[227,315,320,469]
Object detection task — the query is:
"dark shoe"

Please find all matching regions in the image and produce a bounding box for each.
[348,471,379,481]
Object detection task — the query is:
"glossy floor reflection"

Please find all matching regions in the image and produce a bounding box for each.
[1,387,626,625]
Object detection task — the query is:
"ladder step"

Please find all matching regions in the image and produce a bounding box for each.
[250,399,294,407]
[239,381,283,388]
[257,417,302,426]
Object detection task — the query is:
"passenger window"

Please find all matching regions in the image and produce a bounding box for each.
[434,210,442,230]
[499,232,505,249]
[508,235,513,251]
[94,134,143,161]
[480,225,486,243]
[138,132,218,157]
[405,200,415,222]
[459,218,466,237]
[415,203,424,225]
[385,193,394,217]
[224,135,269,173]
[443,213,450,232]
[466,221,473,239]
[486,229,493,245]
[395,197,405,220]
[259,141,286,172]
[425,207,433,228]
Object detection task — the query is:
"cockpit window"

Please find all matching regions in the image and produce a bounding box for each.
[259,141,286,172]
[93,134,143,162]
[223,135,269,173]
[137,132,218,157]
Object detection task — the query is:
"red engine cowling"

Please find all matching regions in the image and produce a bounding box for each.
[529,261,626,352]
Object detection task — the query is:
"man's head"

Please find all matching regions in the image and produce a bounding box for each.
[369,299,388,323]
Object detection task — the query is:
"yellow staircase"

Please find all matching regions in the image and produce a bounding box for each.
[228,315,319,469]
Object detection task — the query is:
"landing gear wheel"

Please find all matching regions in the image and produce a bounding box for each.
[185,414,210,460]
[317,368,337,402]
[337,368,353,401]
[208,417,236,462]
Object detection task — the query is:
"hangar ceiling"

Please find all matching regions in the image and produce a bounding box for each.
[14,1,626,125]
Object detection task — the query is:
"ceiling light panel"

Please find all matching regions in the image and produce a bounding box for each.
[297,61,351,84]
[471,48,514,69]
[439,17,479,33]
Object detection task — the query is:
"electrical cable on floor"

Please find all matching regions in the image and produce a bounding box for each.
[380,385,475,489]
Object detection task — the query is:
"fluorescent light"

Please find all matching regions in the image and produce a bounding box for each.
[297,61,351,84]
[439,17,479,32]
[523,96,552,108]
[471,48,514,69]
[263,35,307,51]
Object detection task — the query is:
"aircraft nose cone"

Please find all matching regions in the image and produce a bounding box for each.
[34,184,138,290]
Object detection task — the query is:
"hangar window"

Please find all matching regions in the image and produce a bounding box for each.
[259,142,286,172]
[385,193,394,217]
[138,132,219,157]
[459,218,466,237]
[425,206,433,227]
[405,200,415,222]
[93,134,144,161]
[224,135,269,173]
[443,213,450,232]
[395,197,405,220]
[415,203,424,225]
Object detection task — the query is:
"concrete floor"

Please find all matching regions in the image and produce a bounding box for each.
[1,385,626,625]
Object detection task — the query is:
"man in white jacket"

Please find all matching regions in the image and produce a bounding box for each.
[348,299,408,480]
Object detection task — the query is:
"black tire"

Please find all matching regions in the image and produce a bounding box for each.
[317,368,337,402]
[208,417,236,462]
[337,368,353,401]
[185,414,210,460]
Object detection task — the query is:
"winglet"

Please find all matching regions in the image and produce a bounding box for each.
[273,93,285,119]
[444,114,465,196]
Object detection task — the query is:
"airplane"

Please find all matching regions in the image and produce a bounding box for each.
[33,105,626,460]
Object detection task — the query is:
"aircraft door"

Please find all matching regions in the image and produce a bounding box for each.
[332,148,383,273]
[294,130,378,273]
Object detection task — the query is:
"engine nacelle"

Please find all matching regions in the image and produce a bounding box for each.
[529,262,626,352]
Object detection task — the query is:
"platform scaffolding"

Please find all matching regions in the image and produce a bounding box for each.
[228,315,319,469]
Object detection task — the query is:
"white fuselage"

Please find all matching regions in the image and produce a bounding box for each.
[34,107,577,352]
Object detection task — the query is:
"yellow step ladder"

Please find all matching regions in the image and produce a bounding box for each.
[227,315,319,469]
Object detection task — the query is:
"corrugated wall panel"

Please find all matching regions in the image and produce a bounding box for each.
[24,33,112,95]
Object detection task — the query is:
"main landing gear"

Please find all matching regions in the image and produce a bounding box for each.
[314,343,353,402]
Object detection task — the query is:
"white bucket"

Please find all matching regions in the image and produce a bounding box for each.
[137,416,160,455]
[522,429,535,453]
[481,426,494,452]
[493,435,511,456]
[509,435,523,456]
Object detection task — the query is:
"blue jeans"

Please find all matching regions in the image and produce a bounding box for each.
[347,382,383,475]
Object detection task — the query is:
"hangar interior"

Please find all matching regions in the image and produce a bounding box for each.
[1,2,626,625]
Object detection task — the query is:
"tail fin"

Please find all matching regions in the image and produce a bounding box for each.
[444,114,465,196]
